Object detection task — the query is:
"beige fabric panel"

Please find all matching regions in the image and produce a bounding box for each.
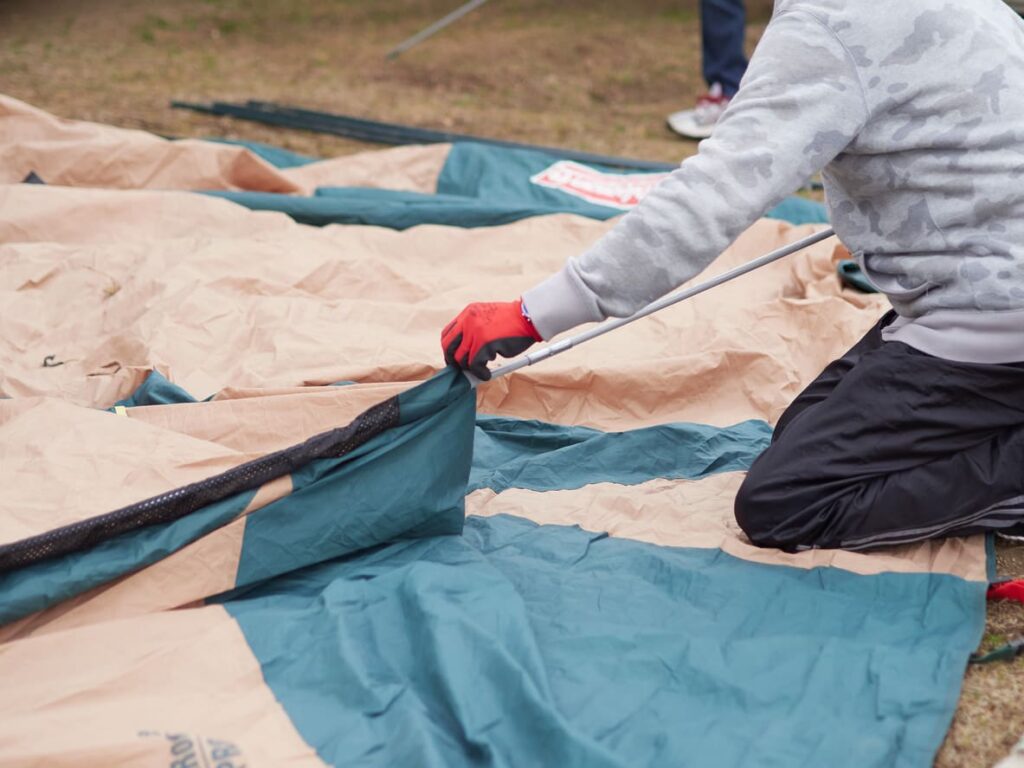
[0,180,887,431]
[0,94,448,195]
[129,382,412,453]
[0,184,614,407]
[0,95,301,193]
[283,143,451,194]
[0,605,324,767]
[0,398,248,546]
[0,184,295,245]
[466,477,988,581]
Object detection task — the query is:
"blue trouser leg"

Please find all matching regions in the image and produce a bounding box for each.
[700,0,748,97]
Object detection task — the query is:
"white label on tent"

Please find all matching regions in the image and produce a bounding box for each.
[529,161,669,210]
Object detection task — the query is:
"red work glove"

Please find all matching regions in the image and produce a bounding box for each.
[441,299,542,380]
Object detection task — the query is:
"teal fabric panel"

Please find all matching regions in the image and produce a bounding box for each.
[436,142,626,221]
[437,142,829,224]
[203,140,827,228]
[470,415,771,494]
[219,531,623,768]
[762,194,829,225]
[204,188,551,230]
[106,375,772,498]
[0,488,254,625]
[112,370,196,408]
[839,259,880,293]
[204,138,316,169]
[221,513,984,768]
[233,367,476,586]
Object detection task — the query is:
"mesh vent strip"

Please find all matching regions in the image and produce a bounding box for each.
[0,396,400,574]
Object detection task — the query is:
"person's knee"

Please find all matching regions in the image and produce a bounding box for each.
[734,446,824,551]
[735,455,862,551]
[733,462,779,548]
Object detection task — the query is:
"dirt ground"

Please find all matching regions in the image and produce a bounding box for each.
[1,0,1022,765]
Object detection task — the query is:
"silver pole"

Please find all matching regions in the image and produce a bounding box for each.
[489,228,835,379]
[386,0,493,59]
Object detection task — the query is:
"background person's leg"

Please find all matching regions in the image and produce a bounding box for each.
[700,0,748,97]
[668,0,748,139]
[735,342,1024,551]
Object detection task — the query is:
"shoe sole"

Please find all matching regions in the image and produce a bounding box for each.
[665,117,712,141]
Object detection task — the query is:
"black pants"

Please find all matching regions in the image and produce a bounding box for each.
[735,312,1024,551]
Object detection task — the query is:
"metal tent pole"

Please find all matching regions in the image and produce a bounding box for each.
[386,0,493,59]
[488,228,836,379]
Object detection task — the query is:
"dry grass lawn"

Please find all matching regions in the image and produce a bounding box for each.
[1,1,1022,765]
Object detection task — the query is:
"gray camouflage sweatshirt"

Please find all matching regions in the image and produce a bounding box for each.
[523,0,1024,364]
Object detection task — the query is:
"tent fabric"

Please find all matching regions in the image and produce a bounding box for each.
[216,515,980,768]
[0,94,447,194]
[208,138,318,169]
[0,97,989,766]
[0,370,474,625]
[839,258,880,293]
[206,141,831,230]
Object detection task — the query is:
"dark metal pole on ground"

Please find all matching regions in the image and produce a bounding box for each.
[386,0,493,59]
[170,99,679,171]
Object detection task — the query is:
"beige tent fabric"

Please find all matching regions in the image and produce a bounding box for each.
[283,142,449,194]
[0,95,300,193]
[0,605,326,767]
[467,478,988,581]
[0,397,250,547]
[0,181,884,430]
[0,93,448,194]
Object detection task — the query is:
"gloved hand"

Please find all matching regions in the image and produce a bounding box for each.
[441,299,542,380]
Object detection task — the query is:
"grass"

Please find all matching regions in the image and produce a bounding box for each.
[0,0,1022,764]
[1,0,768,158]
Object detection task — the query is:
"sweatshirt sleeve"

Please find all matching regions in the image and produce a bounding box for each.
[522,10,870,340]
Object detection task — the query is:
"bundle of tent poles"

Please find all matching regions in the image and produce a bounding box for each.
[172,99,677,172]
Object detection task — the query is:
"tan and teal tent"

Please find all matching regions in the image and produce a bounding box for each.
[0,95,989,766]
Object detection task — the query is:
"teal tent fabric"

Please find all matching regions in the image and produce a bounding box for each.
[435,142,661,221]
[437,142,829,226]
[112,370,196,408]
[839,259,881,293]
[103,375,772,495]
[762,194,830,225]
[219,514,983,768]
[0,369,475,625]
[471,415,771,493]
[205,187,552,229]
[203,141,829,229]
[233,370,474,586]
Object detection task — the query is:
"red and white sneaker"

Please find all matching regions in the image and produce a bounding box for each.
[666,83,731,140]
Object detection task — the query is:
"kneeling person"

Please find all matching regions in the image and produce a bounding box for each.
[441,0,1024,551]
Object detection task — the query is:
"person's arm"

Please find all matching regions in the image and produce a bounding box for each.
[523,10,870,340]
